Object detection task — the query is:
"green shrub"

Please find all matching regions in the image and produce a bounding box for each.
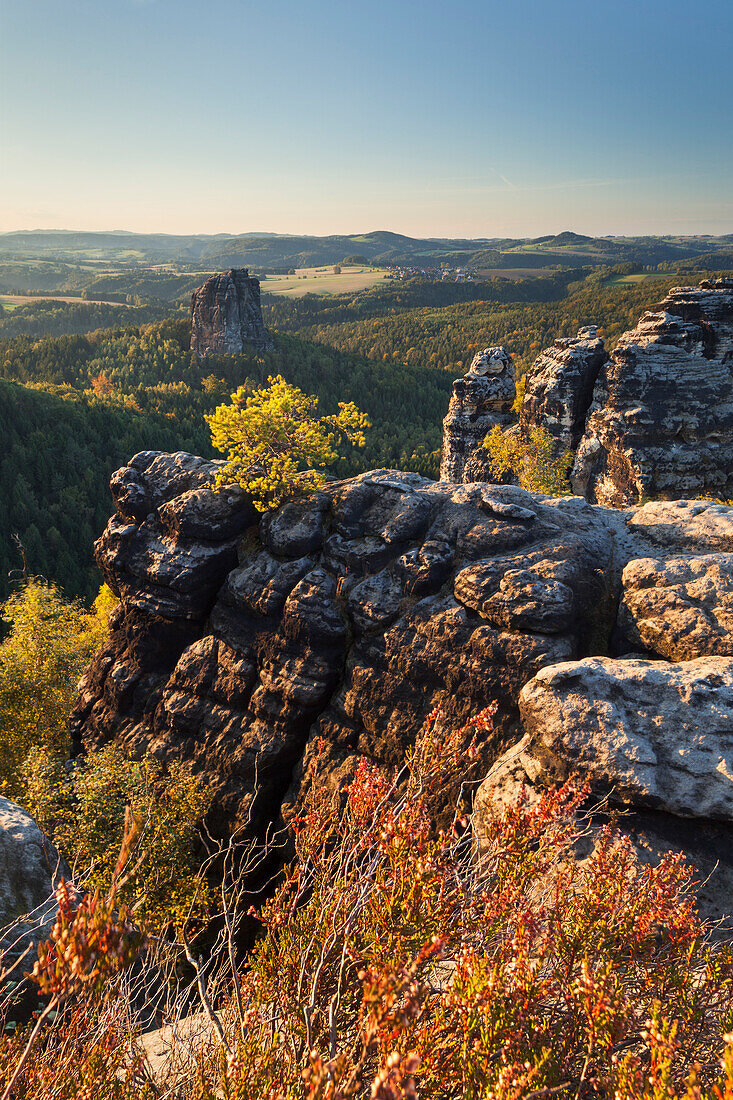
[0,579,111,794]
[483,422,572,495]
[22,743,213,933]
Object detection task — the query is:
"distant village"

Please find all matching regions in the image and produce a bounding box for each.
[386,264,476,282]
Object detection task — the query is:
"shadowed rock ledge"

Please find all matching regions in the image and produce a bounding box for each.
[72,451,733,920]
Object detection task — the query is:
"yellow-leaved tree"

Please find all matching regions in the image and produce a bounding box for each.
[0,578,214,931]
[22,744,213,931]
[0,579,113,795]
[483,423,573,496]
[206,374,370,511]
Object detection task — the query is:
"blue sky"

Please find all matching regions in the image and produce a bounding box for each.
[1,0,731,237]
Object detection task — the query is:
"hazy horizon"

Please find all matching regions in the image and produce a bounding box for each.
[1,227,732,242]
[2,0,731,238]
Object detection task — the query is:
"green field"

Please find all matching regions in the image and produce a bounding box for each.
[260,265,389,298]
[606,273,669,286]
[0,292,127,308]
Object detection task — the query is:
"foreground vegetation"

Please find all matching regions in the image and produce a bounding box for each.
[0,580,214,933]
[2,705,733,1098]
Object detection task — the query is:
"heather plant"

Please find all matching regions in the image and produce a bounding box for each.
[3,706,733,1099]
[483,421,572,495]
[206,374,370,511]
[204,708,733,1099]
[0,815,150,1100]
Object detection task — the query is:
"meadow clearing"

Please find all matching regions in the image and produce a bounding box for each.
[259,264,390,297]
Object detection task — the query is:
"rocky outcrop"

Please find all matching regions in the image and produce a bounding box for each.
[519,327,608,453]
[73,447,733,890]
[517,656,733,820]
[474,491,733,920]
[73,452,630,837]
[190,269,273,357]
[572,279,733,505]
[439,347,515,482]
[440,281,733,508]
[0,798,69,964]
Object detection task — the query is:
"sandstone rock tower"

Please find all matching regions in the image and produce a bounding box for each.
[572,279,733,505]
[519,327,608,454]
[439,346,515,482]
[190,269,273,357]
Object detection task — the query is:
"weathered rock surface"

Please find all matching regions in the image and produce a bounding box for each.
[73,455,628,836]
[572,279,733,505]
[74,449,733,917]
[441,281,733,509]
[190,269,273,357]
[517,656,733,820]
[475,653,733,921]
[619,554,733,660]
[0,798,69,963]
[627,499,733,552]
[520,327,608,453]
[439,347,515,482]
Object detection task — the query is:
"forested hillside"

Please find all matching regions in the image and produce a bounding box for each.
[1,264,730,606]
[0,299,168,339]
[0,380,189,601]
[0,320,452,599]
[278,274,687,378]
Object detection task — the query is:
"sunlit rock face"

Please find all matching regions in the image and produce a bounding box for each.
[75,452,733,918]
[442,281,733,509]
[520,327,608,453]
[73,454,627,836]
[572,279,733,505]
[439,347,515,483]
[190,268,273,357]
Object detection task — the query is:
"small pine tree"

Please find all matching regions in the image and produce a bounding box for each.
[206,374,370,511]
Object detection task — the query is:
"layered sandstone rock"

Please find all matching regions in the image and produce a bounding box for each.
[74,451,733,918]
[474,489,733,919]
[74,453,622,836]
[439,347,515,482]
[442,281,733,507]
[572,279,733,505]
[190,269,273,357]
[519,327,608,452]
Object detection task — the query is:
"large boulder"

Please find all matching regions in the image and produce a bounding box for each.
[572,279,733,505]
[0,798,69,964]
[190,269,273,357]
[439,347,515,482]
[618,554,733,660]
[516,656,733,820]
[475,653,733,922]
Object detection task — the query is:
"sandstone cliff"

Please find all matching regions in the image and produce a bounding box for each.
[441,280,733,506]
[439,347,515,482]
[572,279,733,505]
[519,326,608,453]
[190,269,273,357]
[72,453,733,918]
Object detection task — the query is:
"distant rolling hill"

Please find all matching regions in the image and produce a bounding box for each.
[2,229,733,273]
